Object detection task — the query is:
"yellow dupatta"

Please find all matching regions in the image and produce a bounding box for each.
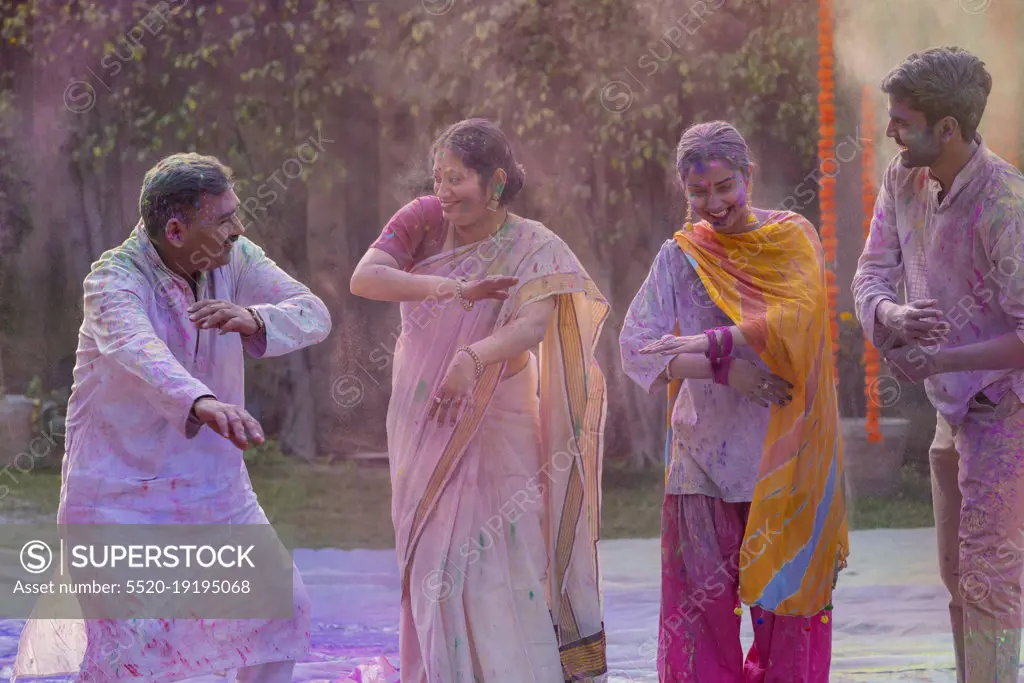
[673,212,848,616]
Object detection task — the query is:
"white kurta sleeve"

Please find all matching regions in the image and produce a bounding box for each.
[84,264,215,437]
[232,238,332,358]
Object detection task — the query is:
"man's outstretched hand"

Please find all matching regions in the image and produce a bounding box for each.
[192,397,265,449]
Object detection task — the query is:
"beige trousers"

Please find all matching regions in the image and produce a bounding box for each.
[931,392,1024,683]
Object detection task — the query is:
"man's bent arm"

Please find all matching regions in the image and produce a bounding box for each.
[936,333,1024,373]
[85,266,215,438]
[852,160,904,351]
[938,202,1024,373]
[233,238,332,358]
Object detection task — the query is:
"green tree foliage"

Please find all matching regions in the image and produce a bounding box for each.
[0,0,821,463]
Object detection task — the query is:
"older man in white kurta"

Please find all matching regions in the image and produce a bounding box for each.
[14,212,331,682]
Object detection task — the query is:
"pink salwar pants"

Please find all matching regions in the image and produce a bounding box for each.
[930,392,1024,683]
[658,494,832,683]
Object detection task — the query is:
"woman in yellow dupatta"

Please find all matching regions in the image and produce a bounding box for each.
[351,119,609,682]
[622,121,847,682]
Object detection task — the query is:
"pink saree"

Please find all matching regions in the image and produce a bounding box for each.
[385,216,609,682]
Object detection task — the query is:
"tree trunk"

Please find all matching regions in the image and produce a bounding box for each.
[278,349,318,460]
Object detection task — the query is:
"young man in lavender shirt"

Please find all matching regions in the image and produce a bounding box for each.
[852,47,1024,682]
[14,153,332,683]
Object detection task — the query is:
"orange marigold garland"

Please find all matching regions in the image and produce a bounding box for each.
[861,85,883,443]
[986,0,1021,169]
[818,0,839,386]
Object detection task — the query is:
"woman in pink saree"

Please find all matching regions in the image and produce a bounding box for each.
[350,118,609,682]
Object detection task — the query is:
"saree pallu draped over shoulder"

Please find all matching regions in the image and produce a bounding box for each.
[387,217,609,681]
[672,213,848,616]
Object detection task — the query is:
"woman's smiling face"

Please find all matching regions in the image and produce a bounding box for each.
[684,160,751,232]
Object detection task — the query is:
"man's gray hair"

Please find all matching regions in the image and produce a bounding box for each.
[139,153,234,239]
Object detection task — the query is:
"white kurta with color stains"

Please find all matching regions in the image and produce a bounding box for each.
[14,222,331,682]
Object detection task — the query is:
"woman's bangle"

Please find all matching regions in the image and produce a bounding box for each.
[718,327,733,356]
[456,345,484,379]
[712,356,733,386]
[704,326,733,360]
[705,329,720,361]
[665,357,676,381]
[453,279,474,311]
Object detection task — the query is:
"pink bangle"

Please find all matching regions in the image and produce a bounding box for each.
[718,327,733,356]
[712,356,733,385]
[705,327,734,361]
[705,330,721,361]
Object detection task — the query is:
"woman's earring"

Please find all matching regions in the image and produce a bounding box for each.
[686,204,694,224]
[487,182,504,212]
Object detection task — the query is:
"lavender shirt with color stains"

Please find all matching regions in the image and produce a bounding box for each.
[852,136,1024,425]
[620,239,772,501]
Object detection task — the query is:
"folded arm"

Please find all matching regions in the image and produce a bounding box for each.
[349,248,460,303]
[620,241,717,391]
[469,297,556,366]
[85,266,215,438]
[234,238,332,358]
[935,204,1024,374]
[935,333,1024,373]
[852,162,904,350]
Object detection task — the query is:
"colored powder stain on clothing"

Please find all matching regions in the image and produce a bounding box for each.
[478,532,485,550]
[529,590,534,600]
[509,521,516,543]
[415,380,429,403]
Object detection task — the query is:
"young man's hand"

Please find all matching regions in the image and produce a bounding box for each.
[877,299,946,343]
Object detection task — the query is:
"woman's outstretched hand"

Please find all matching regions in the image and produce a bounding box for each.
[727,359,793,408]
[639,334,709,356]
[461,275,520,302]
[428,351,477,427]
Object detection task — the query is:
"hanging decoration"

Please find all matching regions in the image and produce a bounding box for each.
[818,0,839,386]
[860,84,883,443]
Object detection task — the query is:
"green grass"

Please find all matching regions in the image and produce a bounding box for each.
[1,448,934,547]
[846,463,936,530]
